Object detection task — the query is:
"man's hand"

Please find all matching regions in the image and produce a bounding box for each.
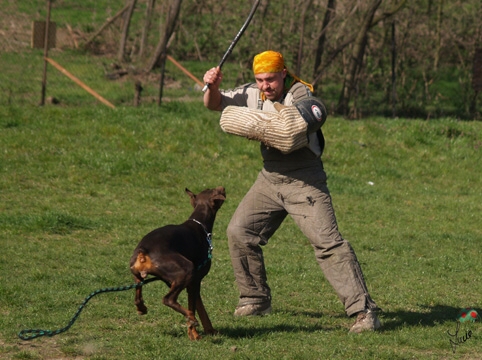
[203,67,224,111]
[203,67,223,91]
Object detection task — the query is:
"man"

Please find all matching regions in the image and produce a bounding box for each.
[202,50,381,333]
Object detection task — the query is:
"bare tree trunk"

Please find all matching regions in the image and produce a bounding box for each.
[433,0,443,72]
[337,0,382,117]
[391,21,397,118]
[145,0,183,72]
[139,0,156,59]
[118,0,138,62]
[295,0,313,75]
[313,0,336,80]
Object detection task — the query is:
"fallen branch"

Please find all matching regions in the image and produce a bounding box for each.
[66,24,78,49]
[83,4,130,49]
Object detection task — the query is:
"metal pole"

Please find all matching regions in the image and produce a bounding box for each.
[158,54,166,106]
[40,0,53,106]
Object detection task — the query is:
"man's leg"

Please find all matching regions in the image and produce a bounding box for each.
[282,170,380,330]
[227,172,287,315]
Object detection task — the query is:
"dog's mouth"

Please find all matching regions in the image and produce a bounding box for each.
[215,186,226,198]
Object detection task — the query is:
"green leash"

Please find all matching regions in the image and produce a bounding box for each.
[18,277,160,341]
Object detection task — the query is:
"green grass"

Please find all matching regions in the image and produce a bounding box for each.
[1,103,481,359]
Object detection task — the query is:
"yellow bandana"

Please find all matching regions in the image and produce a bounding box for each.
[253,51,285,74]
[252,51,314,99]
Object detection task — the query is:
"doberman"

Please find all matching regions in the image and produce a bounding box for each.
[130,187,226,340]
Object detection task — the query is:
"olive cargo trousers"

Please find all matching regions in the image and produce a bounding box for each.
[226,164,378,316]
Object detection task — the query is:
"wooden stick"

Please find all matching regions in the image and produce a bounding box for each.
[45,57,115,109]
[167,55,203,87]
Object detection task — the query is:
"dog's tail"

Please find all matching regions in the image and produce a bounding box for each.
[131,247,152,278]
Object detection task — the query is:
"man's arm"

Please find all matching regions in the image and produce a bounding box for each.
[203,67,223,111]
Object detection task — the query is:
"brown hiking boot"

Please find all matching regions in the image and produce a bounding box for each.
[349,310,381,333]
[233,302,272,316]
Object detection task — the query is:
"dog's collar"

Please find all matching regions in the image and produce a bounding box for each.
[190,219,213,258]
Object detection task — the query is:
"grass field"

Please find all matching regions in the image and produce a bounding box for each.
[1,102,481,359]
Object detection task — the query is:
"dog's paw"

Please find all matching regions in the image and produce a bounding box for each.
[205,328,219,336]
[136,305,148,315]
[188,326,202,341]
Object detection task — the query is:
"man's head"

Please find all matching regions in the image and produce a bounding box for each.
[252,50,287,101]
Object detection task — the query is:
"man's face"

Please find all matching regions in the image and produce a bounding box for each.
[255,69,287,101]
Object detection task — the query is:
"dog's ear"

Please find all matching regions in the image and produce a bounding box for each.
[210,194,226,210]
[185,188,197,208]
[210,186,226,209]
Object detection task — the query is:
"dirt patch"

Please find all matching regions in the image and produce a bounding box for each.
[0,10,82,52]
[0,337,85,360]
[0,13,34,51]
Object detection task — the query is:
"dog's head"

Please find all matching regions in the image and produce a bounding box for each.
[186,186,226,211]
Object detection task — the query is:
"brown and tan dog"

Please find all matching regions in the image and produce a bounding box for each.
[130,187,226,340]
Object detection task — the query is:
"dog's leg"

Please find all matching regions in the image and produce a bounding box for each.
[158,257,200,340]
[186,283,203,340]
[196,296,217,335]
[133,276,148,315]
[130,251,152,315]
[187,281,216,336]
[163,281,200,340]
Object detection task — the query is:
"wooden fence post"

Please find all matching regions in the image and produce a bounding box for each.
[40,0,53,106]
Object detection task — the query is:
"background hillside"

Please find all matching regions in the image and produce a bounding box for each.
[1,0,481,119]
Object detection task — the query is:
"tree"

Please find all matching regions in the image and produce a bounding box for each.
[337,0,382,117]
[145,0,183,72]
[433,0,443,72]
[313,0,336,81]
[118,0,138,62]
[139,0,156,59]
[77,0,481,118]
[295,0,313,75]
